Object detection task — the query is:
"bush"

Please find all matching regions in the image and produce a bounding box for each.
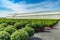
[14,22,26,29]
[23,26,35,37]
[38,24,46,29]
[25,23,38,28]
[4,27,16,34]
[0,25,5,31]
[6,25,15,28]
[11,29,28,40]
[5,20,15,25]
[1,23,7,27]
[25,24,32,27]
[25,23,46,29]
[0,31,10,40]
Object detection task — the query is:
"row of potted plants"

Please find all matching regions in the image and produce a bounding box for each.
[25,21,58,32]
[0,18,59,32]
[0,23,35,40]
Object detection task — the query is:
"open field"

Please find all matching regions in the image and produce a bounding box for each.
[0,18,59,40]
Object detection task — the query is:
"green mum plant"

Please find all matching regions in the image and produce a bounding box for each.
[11,29,28,40]
[14,22,26,29]
[4,27,16,34]
[23,26,35,37]
[0,31,10,40]
[0,25,5,31]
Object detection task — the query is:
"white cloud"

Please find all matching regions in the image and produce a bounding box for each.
[1,0,60,12]
[1,0,28,13]
[0,0,60,17]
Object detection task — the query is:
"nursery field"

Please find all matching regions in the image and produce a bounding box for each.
[0,18,59,40]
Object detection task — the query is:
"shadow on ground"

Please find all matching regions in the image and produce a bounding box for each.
[28,37,42,40]
[52,27,58,30]
[35,30,51,33]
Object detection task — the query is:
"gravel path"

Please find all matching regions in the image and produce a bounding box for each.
[29,21,60,40]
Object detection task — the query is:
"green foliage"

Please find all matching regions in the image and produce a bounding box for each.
[25,23,37,28]
[0,18,58,40]
[4,27,16,34]
[5,20,15,25]
[1,23,7,27]
[0,18,59,32]
[25,24,32,27]
[38,23,47,29]
[23,26,35,37]
[0,31,10,40]
[0,25,5,31]
[26,23,46,29]
[14,22,26,29]
[11,29,28,40]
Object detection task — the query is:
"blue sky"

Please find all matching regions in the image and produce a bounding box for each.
[0,0,60,17]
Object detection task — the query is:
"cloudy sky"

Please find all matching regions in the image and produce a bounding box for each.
[0,0,60,17]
